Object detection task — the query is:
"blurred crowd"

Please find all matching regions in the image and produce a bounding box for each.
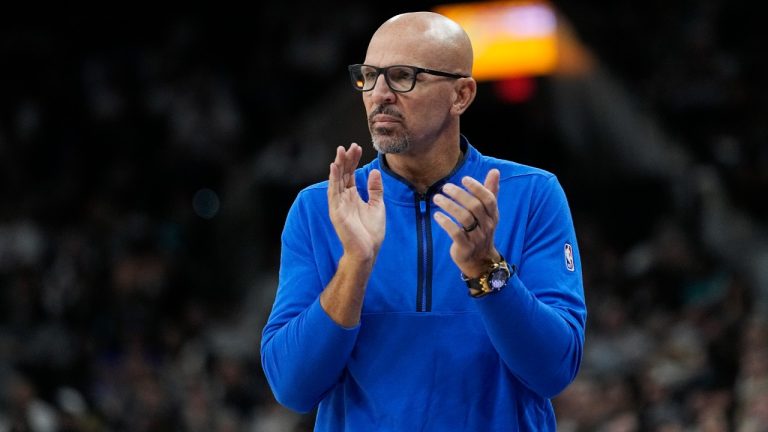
[553,1,768,430]
[1,2,767,431]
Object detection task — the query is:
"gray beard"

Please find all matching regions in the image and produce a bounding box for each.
[371,129,410,154]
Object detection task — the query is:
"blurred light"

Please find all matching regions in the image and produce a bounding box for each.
[434,0,558,80]
[494,77,536,103]
[193,188,220,219]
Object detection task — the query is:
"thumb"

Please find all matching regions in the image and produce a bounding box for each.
[367,169,384,204]
[484,169,500,197]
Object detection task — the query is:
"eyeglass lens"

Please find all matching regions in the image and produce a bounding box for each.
[352,66,416,92]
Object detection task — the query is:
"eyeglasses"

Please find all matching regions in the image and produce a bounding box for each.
[348,64,469,93]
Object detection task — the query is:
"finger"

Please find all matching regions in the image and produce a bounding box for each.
[440,183,486,222]
[346,143,363,170]
[484,169,500,197]
[482,169,500,221]
[335,145,346,167]
[461,172,499,221]
[328,164,345,208]
[367,169,384,205]
[433,193,476,229]
[342,143,363,188]
[433,211,471,244]
[337,145,351,188]
[328,147,344,200]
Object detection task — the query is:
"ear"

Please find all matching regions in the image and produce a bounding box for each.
[450,78,477,116]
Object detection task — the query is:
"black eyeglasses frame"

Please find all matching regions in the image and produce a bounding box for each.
[348,64,469,93]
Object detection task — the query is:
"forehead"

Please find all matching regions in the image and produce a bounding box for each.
[364,30,441,68]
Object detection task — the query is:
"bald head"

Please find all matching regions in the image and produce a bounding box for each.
[366,12,473,76]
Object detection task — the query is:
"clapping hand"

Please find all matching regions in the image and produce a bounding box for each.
[327,143,386,264]
[432,169,501,278]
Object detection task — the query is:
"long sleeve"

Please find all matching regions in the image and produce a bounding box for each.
[260,190,359,413]
[476,176,586,398]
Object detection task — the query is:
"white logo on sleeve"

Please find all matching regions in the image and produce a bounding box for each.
[564,243,575,271]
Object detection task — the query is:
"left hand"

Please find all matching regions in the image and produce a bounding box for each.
[432,169,501,278]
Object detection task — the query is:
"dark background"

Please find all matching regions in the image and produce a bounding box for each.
[1,2,766,430]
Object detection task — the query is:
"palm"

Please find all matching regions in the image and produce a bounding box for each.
[328,144,386,261]
[331,186,385,256]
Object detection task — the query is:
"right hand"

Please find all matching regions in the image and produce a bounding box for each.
[328,143,385,263]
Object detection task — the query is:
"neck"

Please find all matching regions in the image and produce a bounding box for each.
[383,135,463,194]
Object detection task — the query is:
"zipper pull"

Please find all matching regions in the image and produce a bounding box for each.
[418,193,427,213]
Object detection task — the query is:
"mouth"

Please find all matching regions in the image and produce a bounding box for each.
[370,115,402,128]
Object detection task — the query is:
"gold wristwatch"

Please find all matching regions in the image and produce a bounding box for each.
[461,256,514,298]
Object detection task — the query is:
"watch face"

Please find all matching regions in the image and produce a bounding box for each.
[489,268,509,290]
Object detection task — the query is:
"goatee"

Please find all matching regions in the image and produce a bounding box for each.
[372,133,410,154]
[368,105,409,154]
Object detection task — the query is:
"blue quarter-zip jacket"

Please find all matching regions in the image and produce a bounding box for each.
[261,137,587,431]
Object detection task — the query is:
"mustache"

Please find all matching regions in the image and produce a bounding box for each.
[368,106,404,123]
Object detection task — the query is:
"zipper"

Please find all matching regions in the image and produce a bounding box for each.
[414,192,433,312]
[376,142,468,313]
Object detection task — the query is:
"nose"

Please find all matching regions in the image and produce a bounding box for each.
[368,73,396,105]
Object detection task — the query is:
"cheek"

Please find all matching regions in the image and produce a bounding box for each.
[414,100,450,126]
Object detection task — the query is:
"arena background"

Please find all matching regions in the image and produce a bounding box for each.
[1,1,766,430]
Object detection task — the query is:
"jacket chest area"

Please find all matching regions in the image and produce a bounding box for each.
[361,204,473,314]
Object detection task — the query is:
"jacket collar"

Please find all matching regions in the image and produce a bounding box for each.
[371,135,480,205]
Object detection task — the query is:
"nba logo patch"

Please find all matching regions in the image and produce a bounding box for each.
[564,243,575,272]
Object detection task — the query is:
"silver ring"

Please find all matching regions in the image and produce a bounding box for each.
[463,218,479,233]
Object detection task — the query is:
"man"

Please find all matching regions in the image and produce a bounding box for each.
[261,11,586,431]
